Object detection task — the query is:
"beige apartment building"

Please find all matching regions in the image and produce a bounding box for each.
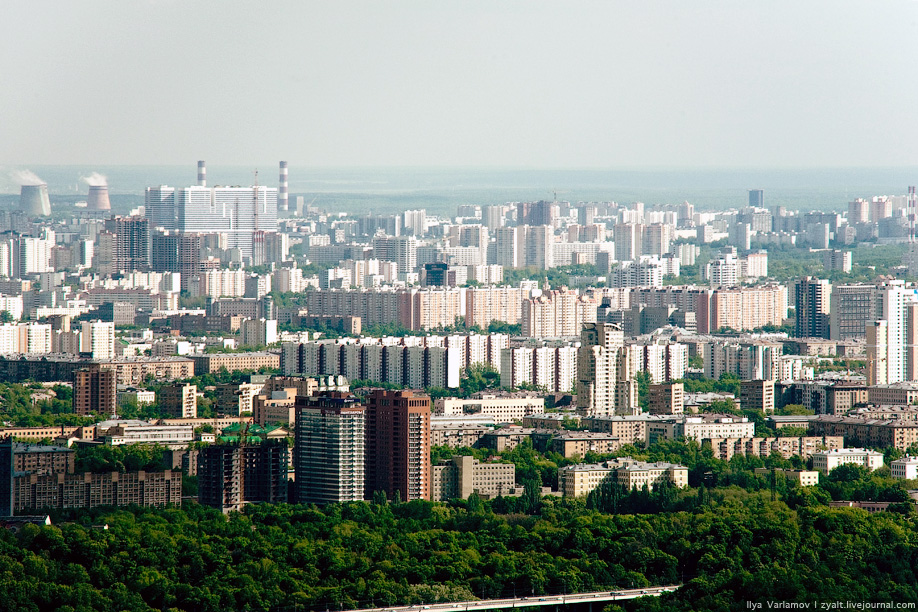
[754,468,820,487]
[431,455,520,501]
[558,458,688,498]
[706,436,843,461]
[193,352,280,375]
[465,286,525,328]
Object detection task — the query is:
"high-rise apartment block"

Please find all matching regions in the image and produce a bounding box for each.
[794,277,831,339]
[198,440,288,513]
[365,390,431,502]
[73,366,116,416]
[157,383,198,419]
[521,290,597,337]
[576,323,635,417]
[294,393,365,505]
[80,320,115,359]
[105,215,150,272]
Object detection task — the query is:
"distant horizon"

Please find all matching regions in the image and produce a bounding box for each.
[1,165,914,218]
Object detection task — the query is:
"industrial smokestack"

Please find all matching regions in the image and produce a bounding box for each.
[86,185,111,211]
[197,160,206,187]
[278,161,288,212]
[20,184,51,216]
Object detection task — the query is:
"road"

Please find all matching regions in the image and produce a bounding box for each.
[347,585,680,612]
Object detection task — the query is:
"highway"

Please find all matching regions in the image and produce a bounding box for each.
[346,585,680,612]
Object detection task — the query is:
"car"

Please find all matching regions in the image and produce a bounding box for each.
[640,591,647,594]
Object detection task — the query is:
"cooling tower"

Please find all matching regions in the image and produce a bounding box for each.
[86,185,111,211]
[279,161,288,211]
[20,184,51,216]
[197,160,206,187]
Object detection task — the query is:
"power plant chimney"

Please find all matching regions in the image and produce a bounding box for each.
[278,161,288,212]
[86,185,111,211]
[20,184,51,216]
[197,160,206,187]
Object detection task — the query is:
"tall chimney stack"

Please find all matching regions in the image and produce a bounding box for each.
[279,161,288,212]
[197,160,206,187]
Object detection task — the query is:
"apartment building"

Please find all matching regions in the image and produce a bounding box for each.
[434,394,545,420]
[558,458,688,498]
[521,290,597,337]
[706,436,844,461]
[12,470,182,514]
[365,390,431,502]
[294,393,366,505]
[157,383,197,419]
[192,352,280,375]
[809,416,918,451]
[198,440,289,513]
[431,455,519,501]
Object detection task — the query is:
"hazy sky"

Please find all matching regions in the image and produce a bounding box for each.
[2,1,916,168]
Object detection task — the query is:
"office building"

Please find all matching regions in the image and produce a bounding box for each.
[890,456,918,480]
[294,393,366,505]
[365,390,431,502]
[829,284,877,341]
[144,182,278,259]
[558,457,688,498]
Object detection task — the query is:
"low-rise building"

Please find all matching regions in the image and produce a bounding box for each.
[192,352,280,375]
[100,420,194,448]
[868,383,918,407]
[253,388,298,426]
[479,427,535,452]
[434,393,545,421]
[430,416,495,448]
[554,432,623,458]
[706,436,843,461]
[558,457,688,498]
[811,448,884,473]
[116,388,156,407]
[522,413,579,430]
[753,468,820,487]
[431,455,520,500]
[890,456,918,480]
